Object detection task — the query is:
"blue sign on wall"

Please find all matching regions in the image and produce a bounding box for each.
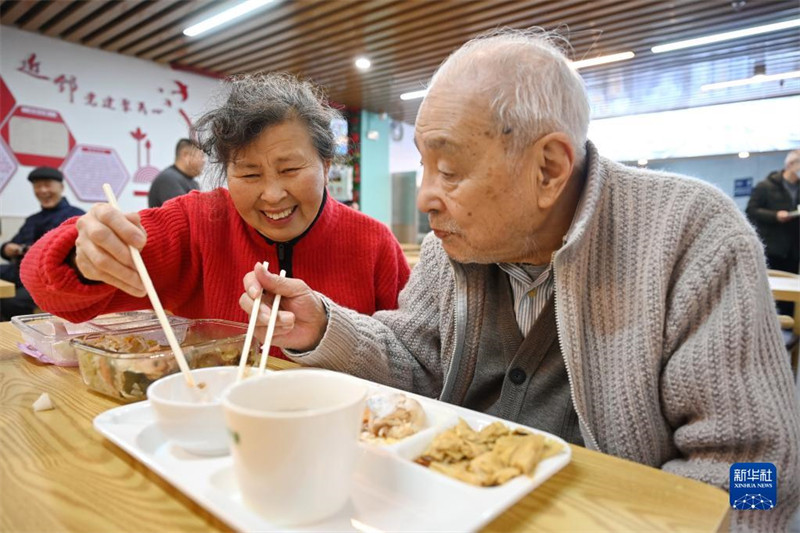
[734,177,753,197]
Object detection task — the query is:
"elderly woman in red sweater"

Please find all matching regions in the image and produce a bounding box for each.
[21,73,410,358]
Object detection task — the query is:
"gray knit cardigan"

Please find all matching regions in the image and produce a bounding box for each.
[291,142,800,531]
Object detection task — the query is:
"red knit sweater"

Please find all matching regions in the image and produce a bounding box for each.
[21,189,410,358]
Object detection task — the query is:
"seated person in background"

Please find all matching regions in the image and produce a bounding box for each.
[21,72,410,359]
[241,30,800,530]
[1,167,84,320]
[147,138,206,208]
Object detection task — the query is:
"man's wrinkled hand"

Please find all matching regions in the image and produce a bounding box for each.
[239,263,328,352]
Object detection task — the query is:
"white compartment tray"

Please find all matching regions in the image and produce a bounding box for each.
[94,384,571,532]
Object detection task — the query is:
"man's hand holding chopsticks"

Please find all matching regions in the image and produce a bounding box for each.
[240,263,328,352]
[73,203,148,297]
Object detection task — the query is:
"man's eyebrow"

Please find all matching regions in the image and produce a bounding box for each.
[414,135,459,154]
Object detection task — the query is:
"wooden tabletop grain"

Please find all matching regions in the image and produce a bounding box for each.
[0,321,730,532]
[770,275,800,304]
[0,279,15,299]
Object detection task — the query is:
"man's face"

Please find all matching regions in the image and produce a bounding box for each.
[785,154,800,183]
[33,179,64,209]
[184,147,206,178]
[415,84,542,264]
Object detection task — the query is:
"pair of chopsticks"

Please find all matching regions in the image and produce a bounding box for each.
[102,184,196,388]
[237,262,286,382]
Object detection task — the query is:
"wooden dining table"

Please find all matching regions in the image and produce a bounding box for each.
[0,321,731,532]
[0,278,15,299]
[769,274,800,373]
[769,275,800,310]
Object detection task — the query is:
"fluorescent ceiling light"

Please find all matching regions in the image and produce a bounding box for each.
[571,51,635,69]
[183,0,274,37]
[355,57,371,70]
[652,19,800,54]
[400,89,428,101]
[398,51,634,101]
[700,70,800,91]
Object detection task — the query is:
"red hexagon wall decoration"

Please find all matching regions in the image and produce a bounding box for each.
[1,105,76,168]
[0,77,16,126]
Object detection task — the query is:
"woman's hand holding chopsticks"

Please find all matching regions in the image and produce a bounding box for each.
[73,203,148,297]
[239,263,328,352]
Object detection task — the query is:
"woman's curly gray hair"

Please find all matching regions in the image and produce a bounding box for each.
[193,72,343,186]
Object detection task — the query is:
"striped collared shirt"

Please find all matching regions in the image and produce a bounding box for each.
[497,262,554,336]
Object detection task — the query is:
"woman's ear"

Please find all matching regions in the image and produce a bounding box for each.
[532,132,575,210]
[323,160,331,187]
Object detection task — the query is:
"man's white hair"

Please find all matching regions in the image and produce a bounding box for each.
[429,28,590,165]
[785,149,800,168]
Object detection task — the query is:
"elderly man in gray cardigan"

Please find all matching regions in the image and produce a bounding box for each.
[242,30,800,531]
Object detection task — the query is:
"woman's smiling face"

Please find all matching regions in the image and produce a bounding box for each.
[227,118,329,242]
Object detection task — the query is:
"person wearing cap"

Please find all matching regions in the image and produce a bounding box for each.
[0,167,84,320]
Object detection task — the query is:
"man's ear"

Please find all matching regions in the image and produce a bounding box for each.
[532,132,575,210]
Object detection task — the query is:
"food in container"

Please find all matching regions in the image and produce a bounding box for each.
[360,392,426,443]
[72,319,257,402]
[414,418,563,487]
[11,311,190,366]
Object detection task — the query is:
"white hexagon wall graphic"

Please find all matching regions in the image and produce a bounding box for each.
[0,136,18,194]
[61,145,129,202]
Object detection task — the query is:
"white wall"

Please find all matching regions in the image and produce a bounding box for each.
[643,151,788,212]
[389,120,423,191]
[389,121,419,173]
[0,26,223,218]
[589,95,800,161]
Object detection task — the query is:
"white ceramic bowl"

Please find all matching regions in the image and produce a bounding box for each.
[147,366,241,456]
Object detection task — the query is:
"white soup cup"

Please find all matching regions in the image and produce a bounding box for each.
[222,368,367,526]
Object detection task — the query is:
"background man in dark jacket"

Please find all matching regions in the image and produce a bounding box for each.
[1,167,84,320]
[746,150,800,272]
[747,149,800,315]
[147,138,205,208]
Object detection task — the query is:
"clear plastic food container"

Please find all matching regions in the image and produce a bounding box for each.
[11,311,191,366]
[72,319,258,402]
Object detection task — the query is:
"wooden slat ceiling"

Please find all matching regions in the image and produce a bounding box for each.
[2,0,798,122]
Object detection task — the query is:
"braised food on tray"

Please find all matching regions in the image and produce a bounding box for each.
[75,333,244,401]
[415,419,563,487]
[361,392,426,443]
